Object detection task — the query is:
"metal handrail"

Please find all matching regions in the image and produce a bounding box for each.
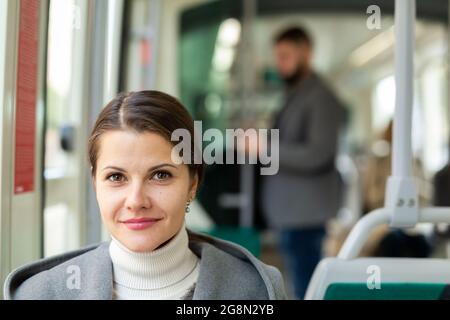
[338,206,450,259]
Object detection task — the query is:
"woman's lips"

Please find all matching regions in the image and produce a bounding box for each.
[122,218,161,231]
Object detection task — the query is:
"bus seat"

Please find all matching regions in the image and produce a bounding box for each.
[305,257,450,300]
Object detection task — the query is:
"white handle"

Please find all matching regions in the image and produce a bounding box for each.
[338,207,450,260]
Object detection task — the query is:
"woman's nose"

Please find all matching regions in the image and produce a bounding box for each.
[125,183,151,212]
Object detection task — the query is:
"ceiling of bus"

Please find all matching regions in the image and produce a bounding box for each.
[180,0,448,76]
[181,0,449,32]
[256,0,448,22]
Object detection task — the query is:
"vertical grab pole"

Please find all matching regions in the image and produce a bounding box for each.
[239,0,257,228]
[392,0,414,177]
[385,0,419,227]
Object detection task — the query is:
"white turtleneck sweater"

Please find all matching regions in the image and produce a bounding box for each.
[109,224,200,300]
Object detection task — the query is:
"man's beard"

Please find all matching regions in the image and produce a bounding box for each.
[282,64,308,87]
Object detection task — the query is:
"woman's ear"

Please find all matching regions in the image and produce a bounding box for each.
[91,175,97,190]
[90,166,97,190]
[189,173,199,200]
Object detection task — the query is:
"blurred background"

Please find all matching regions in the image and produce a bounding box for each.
[2,0,450,299]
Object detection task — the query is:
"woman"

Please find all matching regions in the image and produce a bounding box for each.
[4,90,286,300]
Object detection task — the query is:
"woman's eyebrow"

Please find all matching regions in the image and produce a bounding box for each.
[147,163,178,172]
[101,163,177,172]
[102,166,126,172]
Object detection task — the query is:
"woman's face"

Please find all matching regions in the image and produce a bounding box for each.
[94,130,197,252]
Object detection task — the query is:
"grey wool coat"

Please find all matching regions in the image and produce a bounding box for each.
[261,72,345,229]
[4,230,287,300]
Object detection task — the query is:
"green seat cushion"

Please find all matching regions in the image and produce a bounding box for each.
[324,282,447,300]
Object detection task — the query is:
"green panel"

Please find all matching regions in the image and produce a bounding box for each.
[324,282,447,300]
[179,23,219,115]
[205,226,261,257]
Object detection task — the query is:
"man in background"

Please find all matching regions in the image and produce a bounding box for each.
[261,26,344,299]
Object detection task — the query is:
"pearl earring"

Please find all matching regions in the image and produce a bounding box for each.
[185,199,192,213]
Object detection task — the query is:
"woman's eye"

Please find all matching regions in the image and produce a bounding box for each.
[107,173,124,183]
[153,171,172,181]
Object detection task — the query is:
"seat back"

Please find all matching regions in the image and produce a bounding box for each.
[305,257,450,300]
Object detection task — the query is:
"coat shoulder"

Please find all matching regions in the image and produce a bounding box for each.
[5,242,107,300]
[188,232,287,300]
[259,263,287,299]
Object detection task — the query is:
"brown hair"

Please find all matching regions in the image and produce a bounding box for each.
[88,90,204,184]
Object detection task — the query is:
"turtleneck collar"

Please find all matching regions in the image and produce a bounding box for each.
[109,223,199,291]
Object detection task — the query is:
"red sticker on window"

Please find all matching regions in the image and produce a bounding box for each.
[14,0,40,194]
